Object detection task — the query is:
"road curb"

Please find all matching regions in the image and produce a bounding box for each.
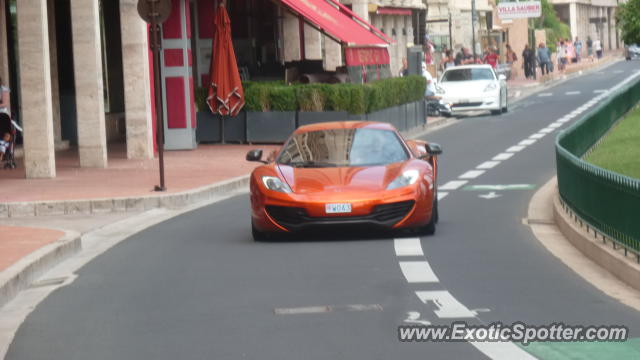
[0,174,250,219]
[553,191,640,292]
[527,177,640,311]
[0,230,81,309]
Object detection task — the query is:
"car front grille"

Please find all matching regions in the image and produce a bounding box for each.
[265,200,415,229]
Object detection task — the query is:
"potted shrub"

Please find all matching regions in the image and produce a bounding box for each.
[245,84,297,143]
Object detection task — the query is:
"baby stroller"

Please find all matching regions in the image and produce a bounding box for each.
[0,111,20,170]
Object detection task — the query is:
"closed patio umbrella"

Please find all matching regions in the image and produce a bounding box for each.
[206,4,244,142]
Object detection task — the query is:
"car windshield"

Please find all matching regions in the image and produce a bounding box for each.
[441,68,495,82]
[277,128,409,167]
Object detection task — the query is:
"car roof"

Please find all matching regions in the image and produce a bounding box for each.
[294,121,397,134]
[444,64,494,71]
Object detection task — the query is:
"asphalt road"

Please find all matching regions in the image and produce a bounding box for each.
[8,60,640,360]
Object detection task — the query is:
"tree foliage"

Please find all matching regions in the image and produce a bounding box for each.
[533,0,570,52]
[617,0,640,45]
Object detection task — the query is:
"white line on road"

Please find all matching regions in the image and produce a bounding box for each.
[476,160,500,169]
[394,238,424,257]
[593,89,607,93]
[399,262,439,283]
[440,180,468,190]
[459,170,485,179]
[518,139,537,146]
[548,123,563,128]
[565,91,581,95]
[415,291,477,318]
[537,92,553,97]
[529,133,546,139]
[492,153,514,161]
[505,145,526,153]
[539,128,555,134]
[437,192,449,201]
[470,341,538,360]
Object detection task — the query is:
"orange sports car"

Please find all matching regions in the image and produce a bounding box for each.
[246,121,442,241]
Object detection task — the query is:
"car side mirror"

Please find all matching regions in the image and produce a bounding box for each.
[426,143,443,156]
[246,149,267,164]
[498,74,507,81]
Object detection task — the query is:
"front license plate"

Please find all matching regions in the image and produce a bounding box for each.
[325,203,352,214]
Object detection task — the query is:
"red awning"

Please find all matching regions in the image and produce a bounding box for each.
[279,0,391,46]
[344,47,390,66]
[376,7,412,16]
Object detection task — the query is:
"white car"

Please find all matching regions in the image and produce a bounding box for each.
[436,65,508,116]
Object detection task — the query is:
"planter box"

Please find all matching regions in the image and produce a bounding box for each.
[406,102,417,130]
[246,111,296,143]
[196,111,220,143]
[196,111,246,143]
[297,111,349,127]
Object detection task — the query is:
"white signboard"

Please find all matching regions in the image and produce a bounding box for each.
[497,1,542,19]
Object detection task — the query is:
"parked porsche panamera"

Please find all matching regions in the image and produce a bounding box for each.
[437,64,508,116]
[246,121,442,241]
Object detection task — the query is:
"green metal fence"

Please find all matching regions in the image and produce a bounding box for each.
[556,76,640,253]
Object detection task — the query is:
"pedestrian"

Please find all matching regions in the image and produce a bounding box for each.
[594,38,603,59]
[586,36,593,61]
[441,50,455,71]
[424,37,435,65]
[537,42,551,75]
[522,44,534,79]
[574,37,582,62]
[399,57,409,77]
[455,47,473,66]
[557,40,567,72]
[483,47,499,68]
[566,41,576,64]
[0,77,10,116]
[421,62,436,98]
[505,44,518,78]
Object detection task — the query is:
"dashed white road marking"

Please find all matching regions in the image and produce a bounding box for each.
[539,128,555,134]
[470,341,538,360]
[593,89,607,93]
[548,122,563,128]
[394,238,424,257]
[476,160,500,169]
[518,139,537,146]
[415,291,477,318]
[437,192,449,201]
[459,170,485,179]
[492,153,514,161]
[440,180,468,190]
[505,145,526,153]
[529,133,546,139]
[538,92,553,97]
[399,262,439,283]
[565,91,581,95]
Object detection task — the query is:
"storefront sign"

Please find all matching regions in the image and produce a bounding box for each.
[345,47,390,66]
[497,1,541,19]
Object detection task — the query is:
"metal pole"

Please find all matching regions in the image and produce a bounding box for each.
[448,12,452,50]
[150,10,166,191]
[471,0,476,58]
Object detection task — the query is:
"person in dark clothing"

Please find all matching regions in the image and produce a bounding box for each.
[522,44,534,79]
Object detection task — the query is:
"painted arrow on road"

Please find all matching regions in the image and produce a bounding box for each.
[479,191,501,199]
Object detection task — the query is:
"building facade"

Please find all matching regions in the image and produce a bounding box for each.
[551,0,623,50]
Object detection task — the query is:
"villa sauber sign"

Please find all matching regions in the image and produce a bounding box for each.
[497,1,542,19]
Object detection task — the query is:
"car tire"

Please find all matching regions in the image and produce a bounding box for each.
[491,109,502,115]
[418,197,437,236]
[252,221,271,242]
[502,98,508,113]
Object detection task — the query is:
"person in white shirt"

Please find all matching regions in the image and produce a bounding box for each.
[422,63,437,97]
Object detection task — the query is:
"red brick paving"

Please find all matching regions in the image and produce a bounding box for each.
[0,143,278,202]
[0,226,65,271]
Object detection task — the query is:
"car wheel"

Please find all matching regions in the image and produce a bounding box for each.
[491,109,502,115]
[251,221,270,242]
[502,97,508,113]
[418,197,437,236]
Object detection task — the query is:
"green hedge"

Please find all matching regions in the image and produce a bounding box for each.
[197,76,426,114]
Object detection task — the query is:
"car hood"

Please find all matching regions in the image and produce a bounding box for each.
[277,162,406,194]
[439,80,495,95]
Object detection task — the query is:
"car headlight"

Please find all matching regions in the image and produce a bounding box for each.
[387,170,420,190]
[436,86,445,95]
[261,176,292,193]
[484,82,498,92]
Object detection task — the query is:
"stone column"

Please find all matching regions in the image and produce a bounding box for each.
[0,0,9,86]
[47,0,62,143]
[282,11,301,62]
[351,0,369,22]
[70,0,108,168]
[120,0,154,159]
[304,23,322,60]
[323,35,342,71]
[17,0,56,178]
[569,2,578,41]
